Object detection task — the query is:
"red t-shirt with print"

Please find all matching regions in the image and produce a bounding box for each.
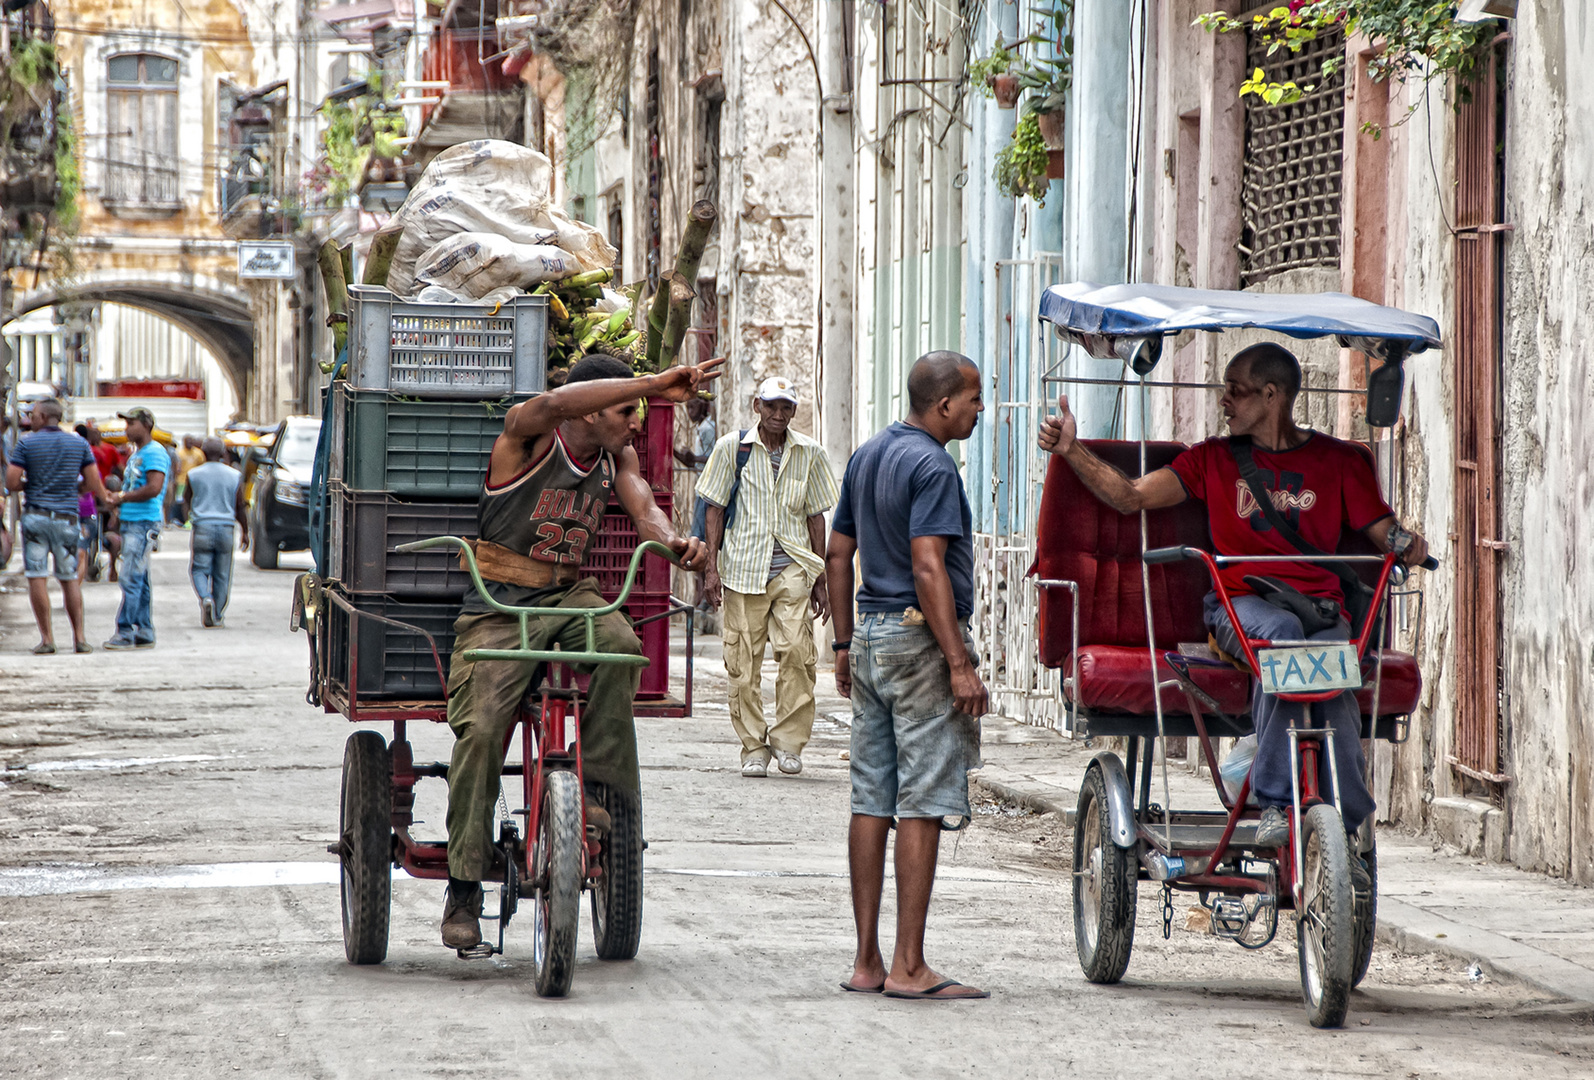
[1166,433,1393,603]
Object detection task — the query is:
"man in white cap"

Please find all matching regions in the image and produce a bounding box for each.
[698,376,839,777]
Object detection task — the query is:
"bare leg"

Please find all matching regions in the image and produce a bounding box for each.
[883,817,985,997]
[61,579,86,646]
[27,577,53,646]
[847,814,891,990]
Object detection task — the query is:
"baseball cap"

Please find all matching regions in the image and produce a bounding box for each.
[118,406,157,428]
[756,376,798,405]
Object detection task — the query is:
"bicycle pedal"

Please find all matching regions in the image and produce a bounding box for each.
[455,943,497,961]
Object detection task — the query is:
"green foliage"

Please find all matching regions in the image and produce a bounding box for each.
[1197,2,1494,132]
[966,36,1019,98]
[317,91,406,201]
[54,106,80,231]
[6,39,56,89]
[993,111,1052,205]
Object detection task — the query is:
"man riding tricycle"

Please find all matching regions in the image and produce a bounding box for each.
[1030,283,1439,1027]
[304,353,720,997]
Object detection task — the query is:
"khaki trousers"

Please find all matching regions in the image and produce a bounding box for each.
[722,564,817,764]
[444,579,642,881]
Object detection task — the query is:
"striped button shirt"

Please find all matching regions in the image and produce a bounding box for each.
[696,426,839,596]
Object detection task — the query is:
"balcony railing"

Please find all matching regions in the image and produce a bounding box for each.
[103,151,182,208]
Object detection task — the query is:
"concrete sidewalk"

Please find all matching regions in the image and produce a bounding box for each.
[971,715,1594,1006]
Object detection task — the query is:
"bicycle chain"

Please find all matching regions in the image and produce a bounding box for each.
[1161,883,1173,940]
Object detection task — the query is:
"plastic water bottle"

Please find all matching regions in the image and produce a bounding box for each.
[1145,850,1186,881]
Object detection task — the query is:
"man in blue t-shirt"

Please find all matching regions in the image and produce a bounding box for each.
[6,399,110,654]
[826,350,990,1001]
[104,407,170,649]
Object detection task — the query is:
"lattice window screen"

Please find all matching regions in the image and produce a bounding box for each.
[1239,29,1346,286]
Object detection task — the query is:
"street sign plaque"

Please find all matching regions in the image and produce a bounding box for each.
[237,240,296,280]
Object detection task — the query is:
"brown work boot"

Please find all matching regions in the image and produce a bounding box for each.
[441,881,483,949]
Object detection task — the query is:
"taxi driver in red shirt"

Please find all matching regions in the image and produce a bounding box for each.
[1038,343,1429,856]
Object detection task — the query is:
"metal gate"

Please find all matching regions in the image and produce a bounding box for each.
[1449,41,1510,788]
[973,254,1069,731]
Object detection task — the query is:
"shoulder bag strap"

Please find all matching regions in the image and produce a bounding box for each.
[1228,436,1366,605]
[723,430,753,531]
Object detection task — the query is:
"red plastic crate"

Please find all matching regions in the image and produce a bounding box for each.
[635,396,676,490]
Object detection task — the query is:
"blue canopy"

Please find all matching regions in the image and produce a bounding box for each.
[1037,282,1441,357]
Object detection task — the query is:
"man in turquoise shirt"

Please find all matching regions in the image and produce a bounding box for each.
[105,407,170,649]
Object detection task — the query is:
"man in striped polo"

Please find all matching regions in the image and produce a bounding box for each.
[698,377,839,778]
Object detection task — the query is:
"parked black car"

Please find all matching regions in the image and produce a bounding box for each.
[249,415,321,570]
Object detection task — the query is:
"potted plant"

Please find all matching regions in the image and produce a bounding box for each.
[993,111,1052,205]
[967,36,1022,109]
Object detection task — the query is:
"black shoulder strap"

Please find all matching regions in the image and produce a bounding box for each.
[1229,436,1364,598]
[733,430,752,475]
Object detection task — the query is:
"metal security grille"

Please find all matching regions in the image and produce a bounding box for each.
[1239,28,1346,285]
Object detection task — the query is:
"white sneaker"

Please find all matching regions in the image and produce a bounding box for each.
[741,758,768,778]
[774,751,802,775]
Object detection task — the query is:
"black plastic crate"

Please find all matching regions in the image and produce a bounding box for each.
[326,382,528,498]
[325,591,460,700]
[327,484,479,597]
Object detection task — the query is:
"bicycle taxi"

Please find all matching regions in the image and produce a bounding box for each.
[296,539,680,998]
[1029,283,1440,1027]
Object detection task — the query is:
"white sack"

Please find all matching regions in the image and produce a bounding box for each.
[413,232,579,299]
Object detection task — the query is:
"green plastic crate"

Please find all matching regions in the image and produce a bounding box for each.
[326,382,528,498]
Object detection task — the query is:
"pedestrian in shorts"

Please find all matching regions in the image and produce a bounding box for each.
[5,399,110,654]
[827,351,990,1000]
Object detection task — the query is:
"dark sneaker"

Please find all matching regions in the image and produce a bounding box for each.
[201,599,216,627]
[584,795,612,836]
[1255,806,1290,848]
[133,637,156,649]
[1349,854,1373,898]
[103,636,138,651]
[441,882,484,949]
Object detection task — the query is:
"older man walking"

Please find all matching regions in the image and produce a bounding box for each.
[104,407,169,650]
[698,376,839,777]
[5,399,110,654]
[828,351,989,1000]
[185,437,248,627]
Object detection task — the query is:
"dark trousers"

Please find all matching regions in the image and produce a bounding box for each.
[1204,592,1374,834]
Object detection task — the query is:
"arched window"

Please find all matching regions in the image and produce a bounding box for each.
[105,52,180,207]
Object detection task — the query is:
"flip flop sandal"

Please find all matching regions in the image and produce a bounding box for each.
[32,643,56,655]
[881,979,989,1001]
[839,981,885,994]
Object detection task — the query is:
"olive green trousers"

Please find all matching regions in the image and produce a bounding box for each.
[444,579,642,881]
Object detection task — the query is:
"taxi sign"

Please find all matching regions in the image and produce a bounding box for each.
[1256,643,1362,696]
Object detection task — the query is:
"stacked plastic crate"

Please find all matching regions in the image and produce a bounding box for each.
[320,285,547,701]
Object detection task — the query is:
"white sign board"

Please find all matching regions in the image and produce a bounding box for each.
[1255,643,1362,696]
[237,241,296,280]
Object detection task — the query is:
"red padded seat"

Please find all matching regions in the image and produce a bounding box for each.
[1032,439,1421,720]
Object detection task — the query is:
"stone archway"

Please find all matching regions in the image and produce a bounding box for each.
[8,270,255,404]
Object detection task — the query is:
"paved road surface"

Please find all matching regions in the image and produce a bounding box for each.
[1,532,1591,1078]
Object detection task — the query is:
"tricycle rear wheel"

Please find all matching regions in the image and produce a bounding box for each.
[339,730,392,965]
[591,784,644,960]
[1297,803,1354,1028]
[1073,765,1137,983]
[532,769,583,997]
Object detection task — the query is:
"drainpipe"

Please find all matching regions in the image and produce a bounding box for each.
[817,0,855,470]
[1061,0,1131,439]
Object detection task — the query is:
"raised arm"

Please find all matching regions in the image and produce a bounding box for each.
[1037,394,1186,513]
[503,357,725,443]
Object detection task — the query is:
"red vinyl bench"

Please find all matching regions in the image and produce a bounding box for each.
[1031,440,1419,740]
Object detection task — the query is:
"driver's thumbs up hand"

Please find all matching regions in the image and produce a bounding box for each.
[1038,397,1077,456]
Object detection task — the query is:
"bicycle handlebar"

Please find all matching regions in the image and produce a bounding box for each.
[1141,546,1197,565]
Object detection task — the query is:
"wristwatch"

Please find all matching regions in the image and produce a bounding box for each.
[831,640,850,653]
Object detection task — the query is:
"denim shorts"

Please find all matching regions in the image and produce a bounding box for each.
[848,612,982,822]
[22,512,79,580]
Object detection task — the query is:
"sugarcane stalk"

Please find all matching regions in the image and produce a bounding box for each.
[659,272,698,370]
[339,244,354,291]
[644,199,717,370]
[317,239,350,357]
[363,232,401,287]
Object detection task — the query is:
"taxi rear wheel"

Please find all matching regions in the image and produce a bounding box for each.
[1073,765,1136,983]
